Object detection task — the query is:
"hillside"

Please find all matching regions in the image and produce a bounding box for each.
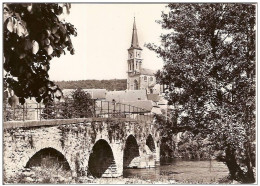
[54,79,127,91]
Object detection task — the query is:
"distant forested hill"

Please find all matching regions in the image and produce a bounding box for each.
[55,79,127,91]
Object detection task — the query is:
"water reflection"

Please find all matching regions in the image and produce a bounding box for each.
[123,159,229,183]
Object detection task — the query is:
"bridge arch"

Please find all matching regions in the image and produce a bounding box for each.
[146,134,156,153]
[25,147,71,171]
[123,134,140,168]
[88,139,117,178]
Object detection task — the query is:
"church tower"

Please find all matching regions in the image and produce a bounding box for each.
[127,18,143,90]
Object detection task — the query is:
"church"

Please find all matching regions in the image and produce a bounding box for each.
[126,18,161,95]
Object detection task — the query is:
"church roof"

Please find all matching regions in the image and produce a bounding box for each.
[129,18,142,50]
[141,68,156,76]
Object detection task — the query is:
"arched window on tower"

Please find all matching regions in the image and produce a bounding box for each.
[134,80,138,90]
[144,76,147,81]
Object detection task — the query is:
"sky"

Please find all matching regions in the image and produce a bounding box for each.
[48,3,168,81]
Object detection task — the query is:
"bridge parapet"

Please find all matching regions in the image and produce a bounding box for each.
[3,118,144,129]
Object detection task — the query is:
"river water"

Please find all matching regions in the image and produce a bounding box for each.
[123,159,229,184]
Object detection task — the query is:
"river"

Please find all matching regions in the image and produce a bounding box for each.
[123,159,229,184]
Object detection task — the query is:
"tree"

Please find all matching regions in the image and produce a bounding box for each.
[71,88,95,118]
[3,3,77,104]
[147,3,255,183]
[42,88,95,119]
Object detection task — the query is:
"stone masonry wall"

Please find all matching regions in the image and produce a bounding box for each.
[4,118,160,179]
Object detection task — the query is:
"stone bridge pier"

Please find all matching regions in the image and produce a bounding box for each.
[4,118,160,179]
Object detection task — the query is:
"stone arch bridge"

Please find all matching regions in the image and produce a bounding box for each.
[4,117,160,179]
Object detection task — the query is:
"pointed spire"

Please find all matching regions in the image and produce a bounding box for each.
[130,17,142,50]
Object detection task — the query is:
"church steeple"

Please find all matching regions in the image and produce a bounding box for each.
[130,17,142,50]
[127,17,143,90]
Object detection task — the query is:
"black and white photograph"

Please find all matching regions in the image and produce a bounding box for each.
[2,2,256,184]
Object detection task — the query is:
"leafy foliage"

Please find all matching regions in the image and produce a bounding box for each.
[3,3,77,104]
[148,3,255,183]
[156,114,212,160]
[42,88,95,119]
[71,88,95,118]
[41,100,56,119]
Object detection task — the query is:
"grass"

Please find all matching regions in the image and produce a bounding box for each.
[4,164,73,184]
[87,176,176,184]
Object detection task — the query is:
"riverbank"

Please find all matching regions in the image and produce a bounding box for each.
[77,177,177,184]
[6,175,236,184]
[81,176,236,184]
[4,167,231,184]
[4,160,232,184]
[4,173,177,184]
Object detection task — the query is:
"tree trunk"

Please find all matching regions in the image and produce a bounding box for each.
[244,156,255,183]
[225,146,255,183]
[244,143,255,183]
[225,147,244,182]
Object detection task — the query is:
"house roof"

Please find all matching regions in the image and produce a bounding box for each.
[120,100,154,112]
[62,89,107,100]
[158,97,168,105]
[105,90,125,102]
[106,90,147,103]
[94,100,152,114]
[147,94,160,102]
[151,107,162,115]
[83,89,107,100]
